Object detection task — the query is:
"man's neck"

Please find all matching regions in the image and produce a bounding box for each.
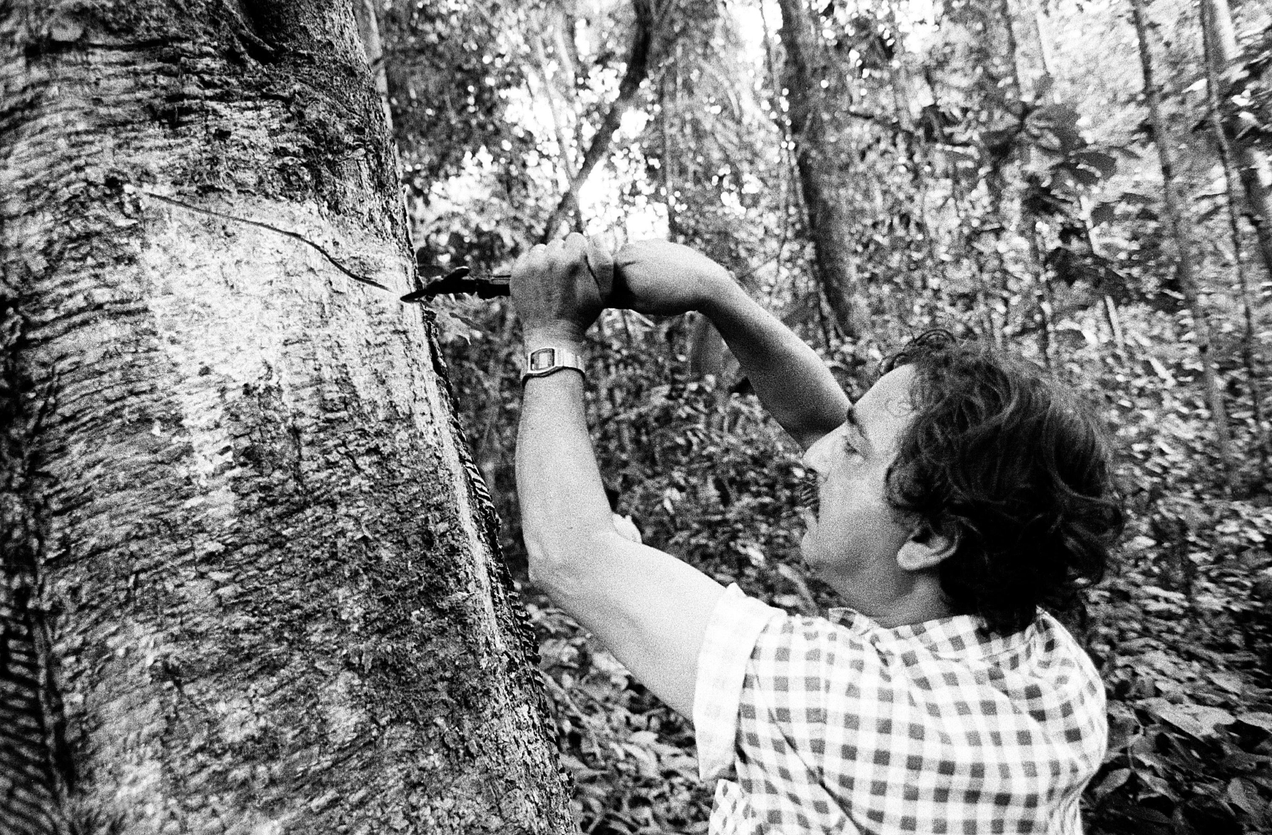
[831,572,954,627]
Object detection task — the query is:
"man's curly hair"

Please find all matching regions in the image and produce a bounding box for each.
[881,330,1124,636]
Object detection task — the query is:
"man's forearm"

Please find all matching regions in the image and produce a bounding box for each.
[515,355,615,589]
[699,280,849,449]
[513,342,728,719]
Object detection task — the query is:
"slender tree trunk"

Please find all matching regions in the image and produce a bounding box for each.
[920,69,1001,343]
[1029,226,1056,369]
[1199,0,1271,474]
[530,20,580,190]
[996,0,1024,101]
[0,2,572,833]
[1199,0,1272,280]
[539,0,655,242]
[1130,0,1233,480]
[758,0,835,350]
[775,0,868,342]
[1032,9,1057,87]
[661,57,682,241]
[354,0,393,135]
[996,0,1056,364]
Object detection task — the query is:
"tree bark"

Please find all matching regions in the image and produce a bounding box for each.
[353,0,394,136]
[1130,0,1233,480]
[1199,0,1271,474]
[0,2,572,833]
[1199,0,1272,281]
[775,0,868,342]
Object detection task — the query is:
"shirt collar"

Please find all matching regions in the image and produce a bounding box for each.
[826,606,1037,661]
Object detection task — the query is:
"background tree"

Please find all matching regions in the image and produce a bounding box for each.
[1199,0,1272,280]
[1130,0,1232,477]
[0,1,573,832]
[775,0,871,343]
[1198,0,1270,477]
[539,0,659,242]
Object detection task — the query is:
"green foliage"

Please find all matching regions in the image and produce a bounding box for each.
[1058,310,1272,832]
[1085,541,1272,833]
[378,1,533,192]
[531,597,714,834]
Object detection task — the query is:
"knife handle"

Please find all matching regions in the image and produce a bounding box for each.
[406,236,616,300]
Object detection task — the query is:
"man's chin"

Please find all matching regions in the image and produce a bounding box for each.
[798,536,818,570]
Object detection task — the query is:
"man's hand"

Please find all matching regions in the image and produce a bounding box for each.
[612,239,848,449]
[609,239,733,317]
[511,233,605,344]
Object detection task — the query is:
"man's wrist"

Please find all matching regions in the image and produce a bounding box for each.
[523,322,588,346]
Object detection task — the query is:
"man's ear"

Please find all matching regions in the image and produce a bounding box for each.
[896,519,959,571]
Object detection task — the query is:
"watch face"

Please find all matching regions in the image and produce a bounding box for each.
[529,348,557,371]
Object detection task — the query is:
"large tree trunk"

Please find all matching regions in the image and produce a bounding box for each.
[0,2,573,833]
[775,0,868,342]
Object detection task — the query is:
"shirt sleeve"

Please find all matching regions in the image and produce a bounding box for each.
[693,583,784,780]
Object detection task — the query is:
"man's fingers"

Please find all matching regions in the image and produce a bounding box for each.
[514,242,547,268]
[514,235,598,295]
[539,233,589,280]
[551,233,587,263]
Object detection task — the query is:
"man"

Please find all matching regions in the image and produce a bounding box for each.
[511,233,1123,833]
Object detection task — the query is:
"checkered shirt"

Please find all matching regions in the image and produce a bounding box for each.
[693,584,1107,834]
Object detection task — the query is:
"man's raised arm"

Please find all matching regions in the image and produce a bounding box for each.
[512,235,727,720]
[613,240,848,450]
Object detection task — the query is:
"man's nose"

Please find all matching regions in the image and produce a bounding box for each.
[801,426,840,471]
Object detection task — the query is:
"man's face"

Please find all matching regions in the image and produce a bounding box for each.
[799,365,919,604]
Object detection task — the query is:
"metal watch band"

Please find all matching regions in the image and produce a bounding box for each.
[522,346,585,383]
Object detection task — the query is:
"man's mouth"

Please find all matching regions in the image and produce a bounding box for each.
[798,472,820,518]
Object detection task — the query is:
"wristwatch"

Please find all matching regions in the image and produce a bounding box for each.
[522,346,585,383]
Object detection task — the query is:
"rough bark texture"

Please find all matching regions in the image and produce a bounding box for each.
[776,0,867,342]
[0,2,573,833]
